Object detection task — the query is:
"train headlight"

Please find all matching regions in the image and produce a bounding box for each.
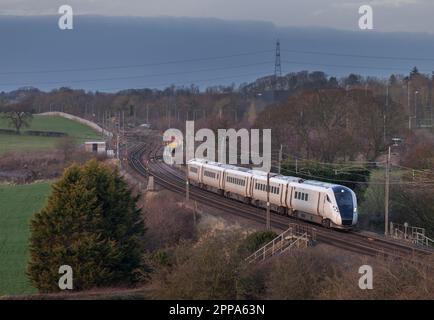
[354,207,357,213]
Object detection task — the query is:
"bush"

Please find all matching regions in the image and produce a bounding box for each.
[266,248,341,299]
[237,230,277,257]
[27,159,146,292]
[390,184,434,238]
[144,191,197,251]
[151,232,244,299]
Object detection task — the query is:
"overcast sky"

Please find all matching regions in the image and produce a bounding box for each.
[0,0,433,33]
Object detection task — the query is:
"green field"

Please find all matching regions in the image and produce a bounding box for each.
[0,182,51,296]
[0,115,102,154]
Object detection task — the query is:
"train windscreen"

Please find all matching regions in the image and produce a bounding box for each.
[333,186,354,220]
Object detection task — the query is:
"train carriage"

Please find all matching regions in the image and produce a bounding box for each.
[186,159,206,183]
[201,162,225,190]
[251,172,291,210]
[222,166,252,200]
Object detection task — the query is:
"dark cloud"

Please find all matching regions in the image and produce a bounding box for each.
[0,0,432,33]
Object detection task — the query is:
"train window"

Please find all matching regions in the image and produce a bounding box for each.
[326,195,331,202]
[205,170,215,178]
[190,167,198,173]
[305,194,309,201]
[295,191,298,199]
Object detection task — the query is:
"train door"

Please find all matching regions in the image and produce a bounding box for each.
[318,193,326,215]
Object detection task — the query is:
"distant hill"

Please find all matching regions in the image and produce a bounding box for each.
[1,15,434,92]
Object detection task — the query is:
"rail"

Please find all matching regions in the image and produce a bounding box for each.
[127,141,434,260]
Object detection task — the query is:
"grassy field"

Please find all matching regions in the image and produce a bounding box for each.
[0,115,102,154]
[0,183,51,296]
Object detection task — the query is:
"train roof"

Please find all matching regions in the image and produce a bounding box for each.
[302,180,340,188]
[250,171,302,183]
[188,158,354,191]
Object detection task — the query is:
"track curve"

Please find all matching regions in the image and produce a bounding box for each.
[128,141,434,261]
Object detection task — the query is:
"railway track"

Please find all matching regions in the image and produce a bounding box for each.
[128,141,434,261]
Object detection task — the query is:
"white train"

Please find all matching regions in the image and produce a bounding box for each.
[187,158,358,229]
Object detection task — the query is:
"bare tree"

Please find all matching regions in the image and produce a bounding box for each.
[1,101,33,134]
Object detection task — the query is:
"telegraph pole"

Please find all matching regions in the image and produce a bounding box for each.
[278,144,283,174]
[186,176,190,202]
[384,146,391,236]
[408,80,411,130]
[384,83,389,143]
[266,172,271,230]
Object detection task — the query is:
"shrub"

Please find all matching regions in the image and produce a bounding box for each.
[237,230,277,257]
[27,159,146,292]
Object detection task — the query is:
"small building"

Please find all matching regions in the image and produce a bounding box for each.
[84,141,107,154]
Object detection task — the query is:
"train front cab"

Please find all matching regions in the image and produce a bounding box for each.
[331,186,358,229]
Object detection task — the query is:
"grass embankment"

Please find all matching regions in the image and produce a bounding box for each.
[0,115,102,154]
